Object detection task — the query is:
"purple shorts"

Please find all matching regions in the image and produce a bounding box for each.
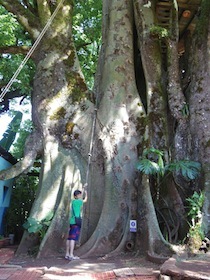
[67,224,81,241]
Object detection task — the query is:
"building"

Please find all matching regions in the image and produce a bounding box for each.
[0,146,17,235]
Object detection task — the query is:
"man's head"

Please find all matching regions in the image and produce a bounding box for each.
[74,190,82,198]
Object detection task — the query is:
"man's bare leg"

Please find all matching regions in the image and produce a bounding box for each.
[69,239,75,257]
[69,240,80,259]
[65,240,70,258]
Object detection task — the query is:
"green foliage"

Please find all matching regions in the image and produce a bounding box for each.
[0,54,35,96]
[136,158,160,175]
[0,6,31,48]
[187,223,204,251]
[0,8,19,47]
[0,6,32,48]
[186,191,204,226]
[23,211,54,239]
[0,111,22,151]
[0,6,35,102]
[167,160,201,180]
[23,217,41,233]
[0,1,101,98]
[150,25,169,39]
[186,191,205,250]
[181,103,190,117]
[136,147,201,180]
[73,0,102,89]
[11,119,33,159]
[137,148,165,176]
[137,148,202,245]
[4,175,38,240]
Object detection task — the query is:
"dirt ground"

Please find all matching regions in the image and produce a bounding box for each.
[8,249,162,270]
[2,245,210,279]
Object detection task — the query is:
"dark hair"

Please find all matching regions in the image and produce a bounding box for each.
[74,190,82,197]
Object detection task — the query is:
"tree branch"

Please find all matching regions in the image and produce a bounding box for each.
[0,46,31,55]
[0,0,40,39]
[0,90,29,113]
[0,88,28,98]
[0,130,43,180]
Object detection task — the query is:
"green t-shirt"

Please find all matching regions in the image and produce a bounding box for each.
[69,199,83,225]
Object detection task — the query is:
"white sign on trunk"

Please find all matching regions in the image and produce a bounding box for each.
[130,220,137,232]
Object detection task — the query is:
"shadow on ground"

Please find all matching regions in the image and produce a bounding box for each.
[1,245,210,279]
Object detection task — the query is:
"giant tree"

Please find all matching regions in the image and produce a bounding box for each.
[0,0,209,259]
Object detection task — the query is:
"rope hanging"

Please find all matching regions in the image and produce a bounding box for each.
[84,107,97,186]
[83,65,100,187]
[83,105,98,238]
[0,0,65,102]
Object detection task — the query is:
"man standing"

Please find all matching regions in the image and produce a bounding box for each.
[65,185,87,260]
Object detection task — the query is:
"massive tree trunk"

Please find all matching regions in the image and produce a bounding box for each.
[0,0,209,258]
[77,0,144,257]
[0,0,94,256]
[188,1,210,236]
[77,0,173,258]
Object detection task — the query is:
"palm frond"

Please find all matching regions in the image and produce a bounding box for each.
[143,147,163,157]
[136,158,159,175]
[167,160,201,180]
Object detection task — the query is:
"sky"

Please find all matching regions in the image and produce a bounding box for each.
[0,99,31,139]
[0,114,12,138]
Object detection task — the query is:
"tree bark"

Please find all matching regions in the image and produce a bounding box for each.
[9,0,94,255]
[0,0,208,259]
[188,1,210,236]
[76,0,143,257]
[133,0,174,254]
